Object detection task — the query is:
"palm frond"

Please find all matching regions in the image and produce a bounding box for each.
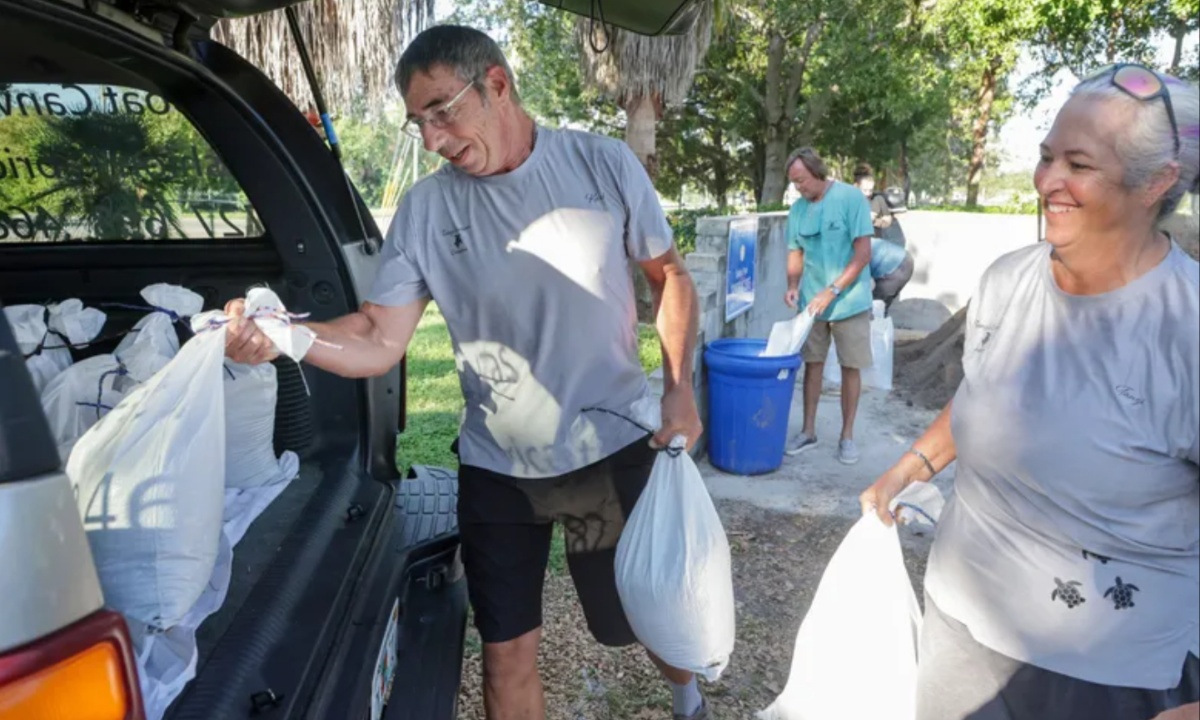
[576,0,715,109]
[212,0,436,116]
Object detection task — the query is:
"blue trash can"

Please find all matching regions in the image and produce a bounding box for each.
[705,338,802,475]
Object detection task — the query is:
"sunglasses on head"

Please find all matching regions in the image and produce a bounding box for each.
[1085,63,1181,156]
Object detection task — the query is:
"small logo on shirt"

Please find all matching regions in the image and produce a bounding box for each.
[973,322,997,353]
[585,191,606,206]
[442,225,470,255]
[1114,385,1146,407]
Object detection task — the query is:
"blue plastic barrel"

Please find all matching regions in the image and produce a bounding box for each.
[704,338,802,475]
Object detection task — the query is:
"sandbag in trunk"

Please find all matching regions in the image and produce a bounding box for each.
[69,323,227,630]
[5,300,106,392]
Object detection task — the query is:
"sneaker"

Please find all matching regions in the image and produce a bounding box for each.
[838,439,860,465]
[785,433,818,456]
[675,699,709,720]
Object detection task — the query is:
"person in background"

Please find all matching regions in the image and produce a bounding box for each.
[854,163,894,239]
[869,236,914,316]
[860,64,1200,720]
[782,147,874,464]
[224,25,708,720]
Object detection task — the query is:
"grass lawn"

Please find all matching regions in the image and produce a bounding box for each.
[396,304,663,573]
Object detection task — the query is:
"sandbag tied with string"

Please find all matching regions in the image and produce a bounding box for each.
[69,314,229,630]
[192,288,327,489]
[41,354,133,463]
[4,300,107,393]
[606,398,737,682]
[110,283,205,383]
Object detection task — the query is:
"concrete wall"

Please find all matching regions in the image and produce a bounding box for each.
[683,209,1043,336]
[893,211,1037,329]
[684,213,795,347]
[676,208,1044,457]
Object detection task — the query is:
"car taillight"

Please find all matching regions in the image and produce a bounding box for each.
[0,610,144,720]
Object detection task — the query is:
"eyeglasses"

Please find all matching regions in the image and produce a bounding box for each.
[402,82,476,139]
[1085,63,1180,156]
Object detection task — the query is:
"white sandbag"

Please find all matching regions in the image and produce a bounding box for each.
[242,287,317,362]
[49,299,107,351]
[69,324,227,630]
[822,301,893,391]
[114,284,204,382]
[762,311,814,358]
[615,437,736,681]
[823,340,842,387]
[41,355,132,463]
[135,477,294,720]
[758,515,921,720]
[223,361,298,488]
[893,480,946,526]
[5,301,106,392]
[865,300,895,392]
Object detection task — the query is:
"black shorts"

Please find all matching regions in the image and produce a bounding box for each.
[456,436,656,646]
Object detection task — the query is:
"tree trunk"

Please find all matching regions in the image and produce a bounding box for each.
[898,136,911,205]
[624,94,660,180]
[759,31,790,206]
[966,58,1000,209]
[758,20,823,207]
[1170,25,1185,76]
[712,126,729,210]
[751,139,766,204]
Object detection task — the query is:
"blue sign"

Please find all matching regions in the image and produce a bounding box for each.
[725,217,758,321]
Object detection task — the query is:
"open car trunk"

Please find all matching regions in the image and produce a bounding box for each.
[1,0,467,716]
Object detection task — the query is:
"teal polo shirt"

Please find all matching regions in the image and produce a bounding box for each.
[787,180,875,321]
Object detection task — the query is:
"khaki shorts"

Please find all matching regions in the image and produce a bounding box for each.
[802,310,873,369]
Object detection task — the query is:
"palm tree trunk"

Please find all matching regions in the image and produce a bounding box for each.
[623,94,660,180]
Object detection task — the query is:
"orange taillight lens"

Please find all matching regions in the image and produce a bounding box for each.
[0,610,143,720]
[0,641,128,720]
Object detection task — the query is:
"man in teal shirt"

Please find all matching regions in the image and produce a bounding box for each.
[783,147,873,464]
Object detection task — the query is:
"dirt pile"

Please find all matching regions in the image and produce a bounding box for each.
[893,212,1198,412]
[893,306,967,411]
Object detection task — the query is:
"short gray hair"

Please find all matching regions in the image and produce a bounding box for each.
[395,25,521,106]
[1071,69,1200,218]
[785,147,828,181]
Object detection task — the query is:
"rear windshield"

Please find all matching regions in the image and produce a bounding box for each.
[0,83,263,243]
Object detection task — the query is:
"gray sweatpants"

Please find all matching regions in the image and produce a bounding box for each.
[918,595,1200,720]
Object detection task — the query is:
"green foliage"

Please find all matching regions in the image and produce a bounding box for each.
[917,200,1038,215]
[1021,0,1200,104]
[396,304,463,477]
[637,323,662,373]
[447,0,620,133]
[666,207,709,255]
[1,101,245,241]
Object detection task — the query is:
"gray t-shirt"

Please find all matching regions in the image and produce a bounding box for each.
[367,127,673,478]
[927,242,1200,690]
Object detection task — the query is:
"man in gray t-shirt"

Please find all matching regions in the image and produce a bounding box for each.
[223,24,708,720]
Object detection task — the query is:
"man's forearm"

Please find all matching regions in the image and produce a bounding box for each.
[302,312,405,379]
[787,250,804,291]
[656,266,699,394]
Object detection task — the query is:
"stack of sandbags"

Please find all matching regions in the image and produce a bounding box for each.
[5,300,106,392]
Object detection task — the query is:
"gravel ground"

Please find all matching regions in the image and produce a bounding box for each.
[455,500,934,719]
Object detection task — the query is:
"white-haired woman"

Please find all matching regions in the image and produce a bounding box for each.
[862,64,1200,720]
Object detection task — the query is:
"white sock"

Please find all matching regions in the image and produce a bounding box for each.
[669,677,702,716]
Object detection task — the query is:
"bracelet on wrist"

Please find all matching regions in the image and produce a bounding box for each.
[908,447,936,480]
